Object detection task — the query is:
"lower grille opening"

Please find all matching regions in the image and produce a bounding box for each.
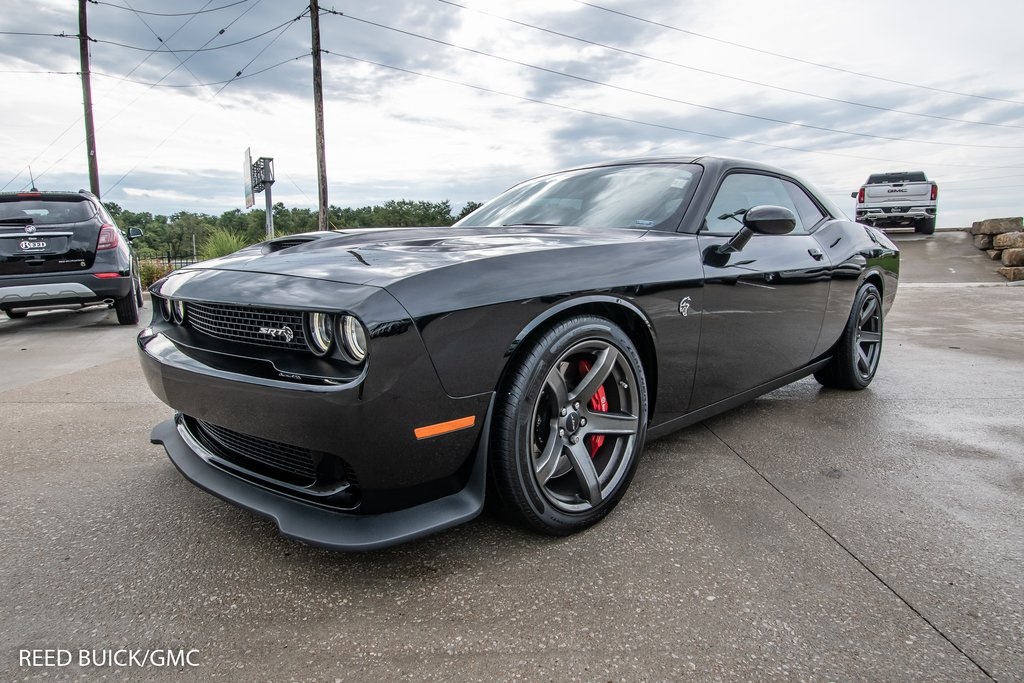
[187,417,359,508]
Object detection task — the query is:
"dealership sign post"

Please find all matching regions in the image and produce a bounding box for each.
[245,149,275,239]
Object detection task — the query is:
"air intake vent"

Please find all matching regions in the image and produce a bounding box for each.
[262,237,317,254]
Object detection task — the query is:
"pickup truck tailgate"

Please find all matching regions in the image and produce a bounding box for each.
[865,182,932,204]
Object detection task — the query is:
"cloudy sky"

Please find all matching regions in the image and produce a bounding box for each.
[1,0,1022,227]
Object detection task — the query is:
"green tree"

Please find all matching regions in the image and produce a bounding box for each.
[455,201,483,222]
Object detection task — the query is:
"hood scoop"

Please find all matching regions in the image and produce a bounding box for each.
[261,234,328,255]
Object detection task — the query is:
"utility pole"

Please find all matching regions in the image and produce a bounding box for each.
[78,0,100,197]
[310,0,329,231]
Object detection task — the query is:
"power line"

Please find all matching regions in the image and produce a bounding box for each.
[569,0,1024,107]
[87,0,252,17]
[0,31,77,38]
[19,0,274,191]
[318,49,1024,171]
[105,7,309,195]
[436,0,1023,131]
[91,17,299,53]
[92,53,308,87]
[107,0,316,207]
[3,0,222,192]
[326,10,1024,150]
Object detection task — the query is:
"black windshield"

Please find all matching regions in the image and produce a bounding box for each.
[457,163,700,231]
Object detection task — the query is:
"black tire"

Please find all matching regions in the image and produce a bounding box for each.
[134,271,144,308]
[814,283,883,390]
[915,217,936,235]
[5,310,27,319]
[490,315,648,535]
[114,290,139,325]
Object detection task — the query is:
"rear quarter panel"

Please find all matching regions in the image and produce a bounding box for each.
[812,220,899,358]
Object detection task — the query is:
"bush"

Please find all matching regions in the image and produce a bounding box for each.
[200,228,251,260]
[139,260,174,288]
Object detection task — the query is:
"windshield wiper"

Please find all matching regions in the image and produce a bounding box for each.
[0,217,34,224]
[501,222,563,227]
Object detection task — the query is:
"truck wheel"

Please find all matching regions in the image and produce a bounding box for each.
[915,217,936,235]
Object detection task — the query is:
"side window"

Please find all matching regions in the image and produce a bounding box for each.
[703,173,805,234]
[782,180,826,231]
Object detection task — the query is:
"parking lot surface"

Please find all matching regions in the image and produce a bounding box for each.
[1,231,1021,681]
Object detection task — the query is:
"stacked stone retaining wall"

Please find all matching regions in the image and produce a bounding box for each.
[970,217,1024,281]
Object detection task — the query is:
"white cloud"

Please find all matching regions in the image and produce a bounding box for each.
[1,0,1022,227]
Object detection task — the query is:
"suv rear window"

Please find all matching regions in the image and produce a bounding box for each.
[0,197,96,225]
[866,172,927,184]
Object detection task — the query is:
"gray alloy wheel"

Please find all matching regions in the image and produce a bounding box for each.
[814,282,883,390]
[491,315,648,534]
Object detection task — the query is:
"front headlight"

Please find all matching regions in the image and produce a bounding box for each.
[306,312,334,356]
[339,315,368,363]
[171,299,186,325]
[158,297,172,322]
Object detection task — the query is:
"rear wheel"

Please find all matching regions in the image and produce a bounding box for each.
[114,287,139,325]
[5,310,27,320]
[814,283,883,390]
[490,315,648,535]
[915,217,936,235]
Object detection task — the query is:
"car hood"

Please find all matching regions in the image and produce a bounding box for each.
[190,226,647,287]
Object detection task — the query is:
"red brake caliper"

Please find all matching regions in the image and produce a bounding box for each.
[577,360,608,458]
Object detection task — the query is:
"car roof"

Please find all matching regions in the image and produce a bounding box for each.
[560,155,792,176]
[0,190,98,202]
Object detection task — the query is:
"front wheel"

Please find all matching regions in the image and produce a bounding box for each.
[490,315,648,535]
[814,283,884,390]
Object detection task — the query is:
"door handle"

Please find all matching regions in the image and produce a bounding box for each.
[808,248,824,261]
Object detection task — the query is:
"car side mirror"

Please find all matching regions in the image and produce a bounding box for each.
[127,227,144,241]
[718,205,796,254]
[850,191,858,199]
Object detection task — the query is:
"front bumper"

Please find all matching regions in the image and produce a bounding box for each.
[138,268,496,549]
[152,413,489,551]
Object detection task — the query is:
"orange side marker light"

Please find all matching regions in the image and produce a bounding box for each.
[414,416,476,440]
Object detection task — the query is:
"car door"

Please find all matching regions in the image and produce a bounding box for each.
[691,172,832,410]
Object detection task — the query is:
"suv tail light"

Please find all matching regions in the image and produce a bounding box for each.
[857,188,865,203]
[96,224,120,250]
[930,184,938,201]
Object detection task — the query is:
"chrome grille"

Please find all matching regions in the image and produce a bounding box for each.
[195,419,318,482]
[186,301,307,351]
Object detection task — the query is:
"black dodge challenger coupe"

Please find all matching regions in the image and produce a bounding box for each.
[139,156,899,550]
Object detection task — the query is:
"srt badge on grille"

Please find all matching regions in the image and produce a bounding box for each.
[258,325,294,342]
